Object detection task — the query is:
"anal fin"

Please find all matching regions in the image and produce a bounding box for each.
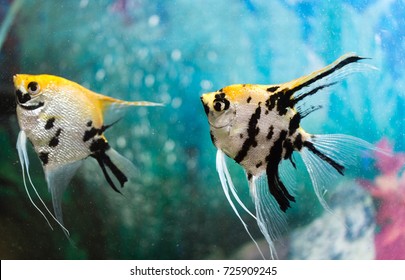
[16,130,75,238]
[45,161,82,238]
[250,174,289,259]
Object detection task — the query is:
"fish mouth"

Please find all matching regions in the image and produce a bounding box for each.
[16,88,31,104]
[18,101,45,110]
[15,86,45,110]
[209,120,229,129]
[200,96,210,116]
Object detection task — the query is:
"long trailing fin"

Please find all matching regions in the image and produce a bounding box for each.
[93,147,138,193]
[300,134,377,211]
[45,161,82,238]
[216,150,265,259]
[250,174,289,259]
[283,53,377,105]
[16,130,53,229]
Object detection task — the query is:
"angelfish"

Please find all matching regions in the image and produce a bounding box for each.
[200,53,376,258]
[14,74,162,236]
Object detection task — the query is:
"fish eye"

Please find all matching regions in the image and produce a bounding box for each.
[213,95,230,112]
[213,100,227,112]
[27,81,40,95]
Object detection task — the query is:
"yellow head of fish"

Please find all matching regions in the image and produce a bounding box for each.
[13,74,80,112]
[13,74,51,109]
[201,84,268,130]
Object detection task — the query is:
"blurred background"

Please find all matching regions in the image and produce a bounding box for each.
[0,0,404,259]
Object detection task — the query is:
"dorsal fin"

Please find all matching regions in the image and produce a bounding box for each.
[90,92,163,125]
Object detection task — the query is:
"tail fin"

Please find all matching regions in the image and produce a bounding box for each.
[300,134,375,211]
[93,147,138,193]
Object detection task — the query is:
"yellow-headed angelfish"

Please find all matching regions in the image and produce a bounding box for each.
[14,74,162,237]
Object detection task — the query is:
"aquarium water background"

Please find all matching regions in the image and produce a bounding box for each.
[0,0,404,259]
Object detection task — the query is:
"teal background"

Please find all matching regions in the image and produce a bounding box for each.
[0,0,403,259]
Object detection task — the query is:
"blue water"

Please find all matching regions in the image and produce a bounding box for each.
[0,0,404,259]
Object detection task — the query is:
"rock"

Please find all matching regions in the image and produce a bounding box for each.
[288,181,376,259]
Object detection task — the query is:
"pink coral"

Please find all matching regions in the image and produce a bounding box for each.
[360,138,405,260]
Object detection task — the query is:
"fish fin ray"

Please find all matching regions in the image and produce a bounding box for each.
[300,134,375,210]
[94,148,138,192]
[286,53,377,104]
[278,158,298,194]
[16,130,54,229]
[216,150,266,259]
[250,174,289,259]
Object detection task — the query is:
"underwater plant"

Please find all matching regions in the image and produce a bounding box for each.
[359,138,405,260]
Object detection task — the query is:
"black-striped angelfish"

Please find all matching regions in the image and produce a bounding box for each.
[200,53,377,259]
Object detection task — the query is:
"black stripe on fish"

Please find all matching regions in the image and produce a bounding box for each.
[294,133,303,150]
[298,105,323,119]
[292,83,337,105]
[83,123,114,142]
[45,117,56,130]
[283,138,296,169]
[90,138,128,193]
[267,86,279,92]
[303,140,345,175]
[94,152,128,193]
[265,90,294,115]
[83,127,102,142]
[200,97,210,116]
[266,125,274,140]
[268,54,362,114]
[16,89,31,104]
[265,130,295,212]
[288,112,301,136]
[39,152,49,165]
[90,138,110,153]
[49,128,62,147]
[287,55,365,97]
[234,104,262,163]
[283,138,294,159]
[19,101,45,111]
[276,90,294,115]
[265,94,277,111]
